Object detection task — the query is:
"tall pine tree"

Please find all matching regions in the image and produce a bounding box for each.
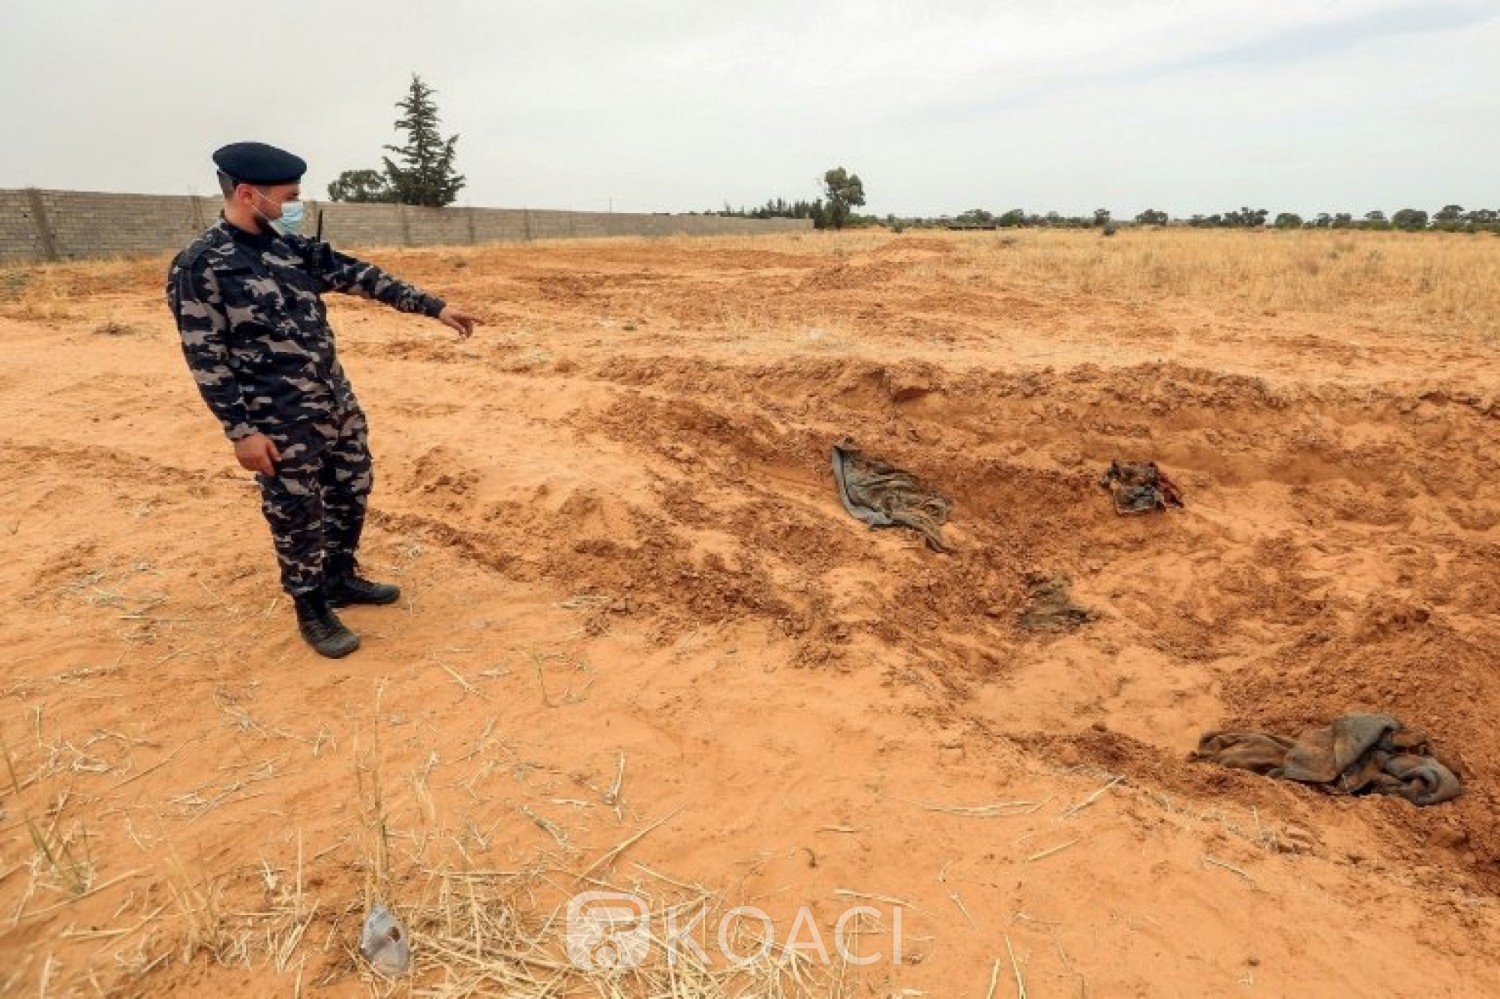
[381,75,465,207]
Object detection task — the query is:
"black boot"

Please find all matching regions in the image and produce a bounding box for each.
[293,592,361,658]
[326,574,401,607]
[325,554,401,608]
[325,552,402,606]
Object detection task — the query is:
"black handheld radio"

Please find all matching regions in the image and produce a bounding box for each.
[310,209,325,284]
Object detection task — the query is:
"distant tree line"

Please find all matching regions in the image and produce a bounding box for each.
[941,207,1117,229]
[709,167,869,230]
[705,199,1489,236]
[914,204,1499,234]
[717,194,1499,234]
[1163,205,1498,232]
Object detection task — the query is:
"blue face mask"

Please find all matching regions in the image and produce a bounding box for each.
[271,199,305,235]
[254,190,305,235]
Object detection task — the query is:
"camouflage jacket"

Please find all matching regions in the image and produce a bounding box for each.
[166,217,446,440]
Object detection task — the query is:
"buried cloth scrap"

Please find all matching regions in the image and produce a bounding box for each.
[1019,574,1096,632]
[1100,460,1183,515]
[831,441,952,551]
[1190,713,1461,806]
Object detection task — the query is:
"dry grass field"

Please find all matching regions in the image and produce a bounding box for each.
[1,227,1498,997]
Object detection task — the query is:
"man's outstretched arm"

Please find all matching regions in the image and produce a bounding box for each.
[303,240,480,337]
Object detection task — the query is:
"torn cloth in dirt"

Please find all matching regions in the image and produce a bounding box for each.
[1019,574,1096,632]
[1191,714,1461,806]
[831,441,952,551]
[1099,460,1183,515]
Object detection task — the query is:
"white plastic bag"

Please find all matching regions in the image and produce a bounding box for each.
[360,903,411,977]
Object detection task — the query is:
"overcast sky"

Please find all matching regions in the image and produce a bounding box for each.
[1,1,1495,218]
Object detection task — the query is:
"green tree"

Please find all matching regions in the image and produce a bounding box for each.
[956,208,994,226]
[821,167,866,230]
[1274,212,1304,229]
[1135,208,1168,226]
[1391,208,1429,230]
[382,74,466,207]
[1223,207,1268,227]
[749,197,825,222]
[1092,208,1112,228]
[327,168,395,203]
[997,208,1027,227]
[1431,204,1468,231]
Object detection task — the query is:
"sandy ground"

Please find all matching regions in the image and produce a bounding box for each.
[1,229,1498,997]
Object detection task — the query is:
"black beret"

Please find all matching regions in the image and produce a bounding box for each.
[212,141,306,185]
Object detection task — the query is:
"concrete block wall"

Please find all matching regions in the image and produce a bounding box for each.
[0,188,812,262]
[0,190,47,261]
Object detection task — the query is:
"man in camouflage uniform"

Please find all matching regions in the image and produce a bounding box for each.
[167,141,478,658]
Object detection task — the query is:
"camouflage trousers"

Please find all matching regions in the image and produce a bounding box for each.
[257,406,373,596]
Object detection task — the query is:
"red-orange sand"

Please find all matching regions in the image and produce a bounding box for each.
[2,229,1498,996]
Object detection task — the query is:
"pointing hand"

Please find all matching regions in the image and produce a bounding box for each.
[438,306,479,339]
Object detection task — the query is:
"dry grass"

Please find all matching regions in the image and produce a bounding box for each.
[386,864,872,998]
[3,737,97,907]
[945,228,1500,332]
[547,226,1500,338]
[6,228,1497,339]
[0,254,168,304]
